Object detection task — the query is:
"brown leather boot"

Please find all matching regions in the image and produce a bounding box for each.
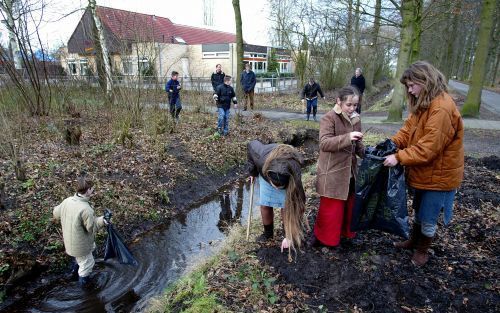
[394,223,420,249]
[412,235,433,266]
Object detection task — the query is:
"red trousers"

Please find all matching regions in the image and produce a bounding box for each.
[313,194,356,247]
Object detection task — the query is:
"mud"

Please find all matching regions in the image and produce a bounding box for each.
[257,157,499,312]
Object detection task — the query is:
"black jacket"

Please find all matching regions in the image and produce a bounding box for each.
[247,140,304,189]
[351,75,366,94]
[301,82,324,99]
[211,71,225,91]
[215,83,237,110]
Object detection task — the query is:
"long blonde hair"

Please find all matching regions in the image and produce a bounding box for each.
[400,61,448,114]
[262,145,306,255]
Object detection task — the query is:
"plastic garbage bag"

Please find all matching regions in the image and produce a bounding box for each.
[103,210,138,266]
[351,139,410,239]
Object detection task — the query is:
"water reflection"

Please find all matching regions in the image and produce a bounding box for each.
[5,179,259,313]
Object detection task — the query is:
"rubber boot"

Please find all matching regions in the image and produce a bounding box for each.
[306,113,310,121]
[78,275,92,289]
[394,223,421,250]
[66,259,79,281]
[257,224,274,242]
[412,234,433,266]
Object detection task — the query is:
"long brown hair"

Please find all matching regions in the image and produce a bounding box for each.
[262,145,306,255]
[400,61,448,114]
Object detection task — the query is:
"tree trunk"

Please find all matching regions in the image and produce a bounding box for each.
[462,0,496,117]
[89,0,112,96]
[444,0,462,81]
[409,0,423,63]
[365,0,381,91]
[387,0,415,122]
[232,0,244,100]
[354,0,361,65]
[3,0,22,70]
[346,0,355,67]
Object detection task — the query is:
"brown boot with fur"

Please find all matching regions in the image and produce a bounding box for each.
[412,234,433,266]
[394,223,421,249]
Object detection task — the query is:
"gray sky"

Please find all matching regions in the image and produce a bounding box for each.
[0,0,272,50]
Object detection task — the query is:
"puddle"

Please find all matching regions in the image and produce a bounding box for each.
[7,179,260,312]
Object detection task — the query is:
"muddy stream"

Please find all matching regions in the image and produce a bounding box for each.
[7,180,258,313]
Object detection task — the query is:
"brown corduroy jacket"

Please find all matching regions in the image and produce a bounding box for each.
[316,105,365,200]
[392,92,464,190]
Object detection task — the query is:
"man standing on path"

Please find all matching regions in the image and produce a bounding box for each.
[211,64,226,92]
[351,68,366,114]
[301,78,325,121]
[241,63,257,111]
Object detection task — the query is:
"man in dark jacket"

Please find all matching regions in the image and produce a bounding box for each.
[165,71,182,123]
[350,68,366,113]
[240,63,257,111]
[213,76,238,135]
[211,64,225,92]
[301,78,325,121]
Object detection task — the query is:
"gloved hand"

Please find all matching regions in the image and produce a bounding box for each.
[104,209,113,224]
[213,94,219,101]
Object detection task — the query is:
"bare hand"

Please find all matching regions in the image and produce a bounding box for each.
[301,99,305,104]
[249,176,255,184]
[281,238,290,252]
[350,131,363,141]
[383,154,399,167]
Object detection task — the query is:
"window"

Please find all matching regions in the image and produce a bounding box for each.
[79,59,89,75]
[138,57,149,72]
[280,62,289,73]
[202,51,229,59]
[122,58,134,75]
[68,59,77,75]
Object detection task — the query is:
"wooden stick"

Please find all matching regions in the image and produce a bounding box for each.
[246,179,255,241]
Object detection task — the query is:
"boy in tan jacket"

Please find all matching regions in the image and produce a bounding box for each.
[53,175,107,287]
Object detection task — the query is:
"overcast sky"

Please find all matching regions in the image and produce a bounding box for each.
[0,0,272,50]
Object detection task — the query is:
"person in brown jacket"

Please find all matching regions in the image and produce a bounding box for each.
[383,61,464,266]
[311,86,365,247]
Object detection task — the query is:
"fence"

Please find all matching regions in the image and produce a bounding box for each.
[0,74,298,94]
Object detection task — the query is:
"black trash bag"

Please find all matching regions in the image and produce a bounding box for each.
[103,210,138,266]
[351,139,410,239]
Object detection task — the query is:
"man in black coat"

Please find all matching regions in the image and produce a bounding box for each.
[350,68,366,114]
[211,64,225,92]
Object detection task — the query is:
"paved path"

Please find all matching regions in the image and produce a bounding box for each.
[162,103,500,130]
[449,80,500,116]
[239,110,500,131]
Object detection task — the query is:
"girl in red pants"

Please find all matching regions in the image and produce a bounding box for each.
[312,86,365,247]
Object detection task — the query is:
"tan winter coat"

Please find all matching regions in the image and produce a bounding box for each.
[316,105,365,200]
[53,194,104,257]
[392,92,464,190]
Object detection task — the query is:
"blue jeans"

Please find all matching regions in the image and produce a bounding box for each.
[306,98,318,119]
[217,108,230,135]
[413,189,456,237]
[169,97,182,118]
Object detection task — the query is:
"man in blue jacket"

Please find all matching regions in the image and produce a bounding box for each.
[165,71,182,123]
[240,63,256,111]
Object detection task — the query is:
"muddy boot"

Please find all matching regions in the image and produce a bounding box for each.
[65,259,79,281]
[411,234,433,267]
[256,224,274,243]
[394,223,421,250]
[306,233,321,248]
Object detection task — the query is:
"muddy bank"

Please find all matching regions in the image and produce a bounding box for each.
[256,156,499,312]
[0,120,319,310]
